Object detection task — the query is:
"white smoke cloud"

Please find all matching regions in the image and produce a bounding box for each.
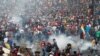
[48,35,75,50]
[48,34,92,52]
[13,33,93,54]
[9,16,22,24]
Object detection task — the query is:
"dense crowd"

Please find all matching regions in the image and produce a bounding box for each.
[0,14,99,56]
[0,0,100,56]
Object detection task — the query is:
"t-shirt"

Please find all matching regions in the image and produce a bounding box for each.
[4,43,10,49]
[96,31,100,38]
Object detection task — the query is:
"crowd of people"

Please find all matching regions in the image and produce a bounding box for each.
[0,0,100,56]
[0,14,99,56]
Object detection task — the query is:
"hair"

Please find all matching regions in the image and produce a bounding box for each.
[73,51,77,54]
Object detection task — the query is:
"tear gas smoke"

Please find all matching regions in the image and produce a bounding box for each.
[48,34,93,52]
[14,37,39,53]
[14,34,93,53]
[9,16,23,27]
[48,35,75,50]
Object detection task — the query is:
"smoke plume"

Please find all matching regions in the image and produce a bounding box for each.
[48,34,92,52]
